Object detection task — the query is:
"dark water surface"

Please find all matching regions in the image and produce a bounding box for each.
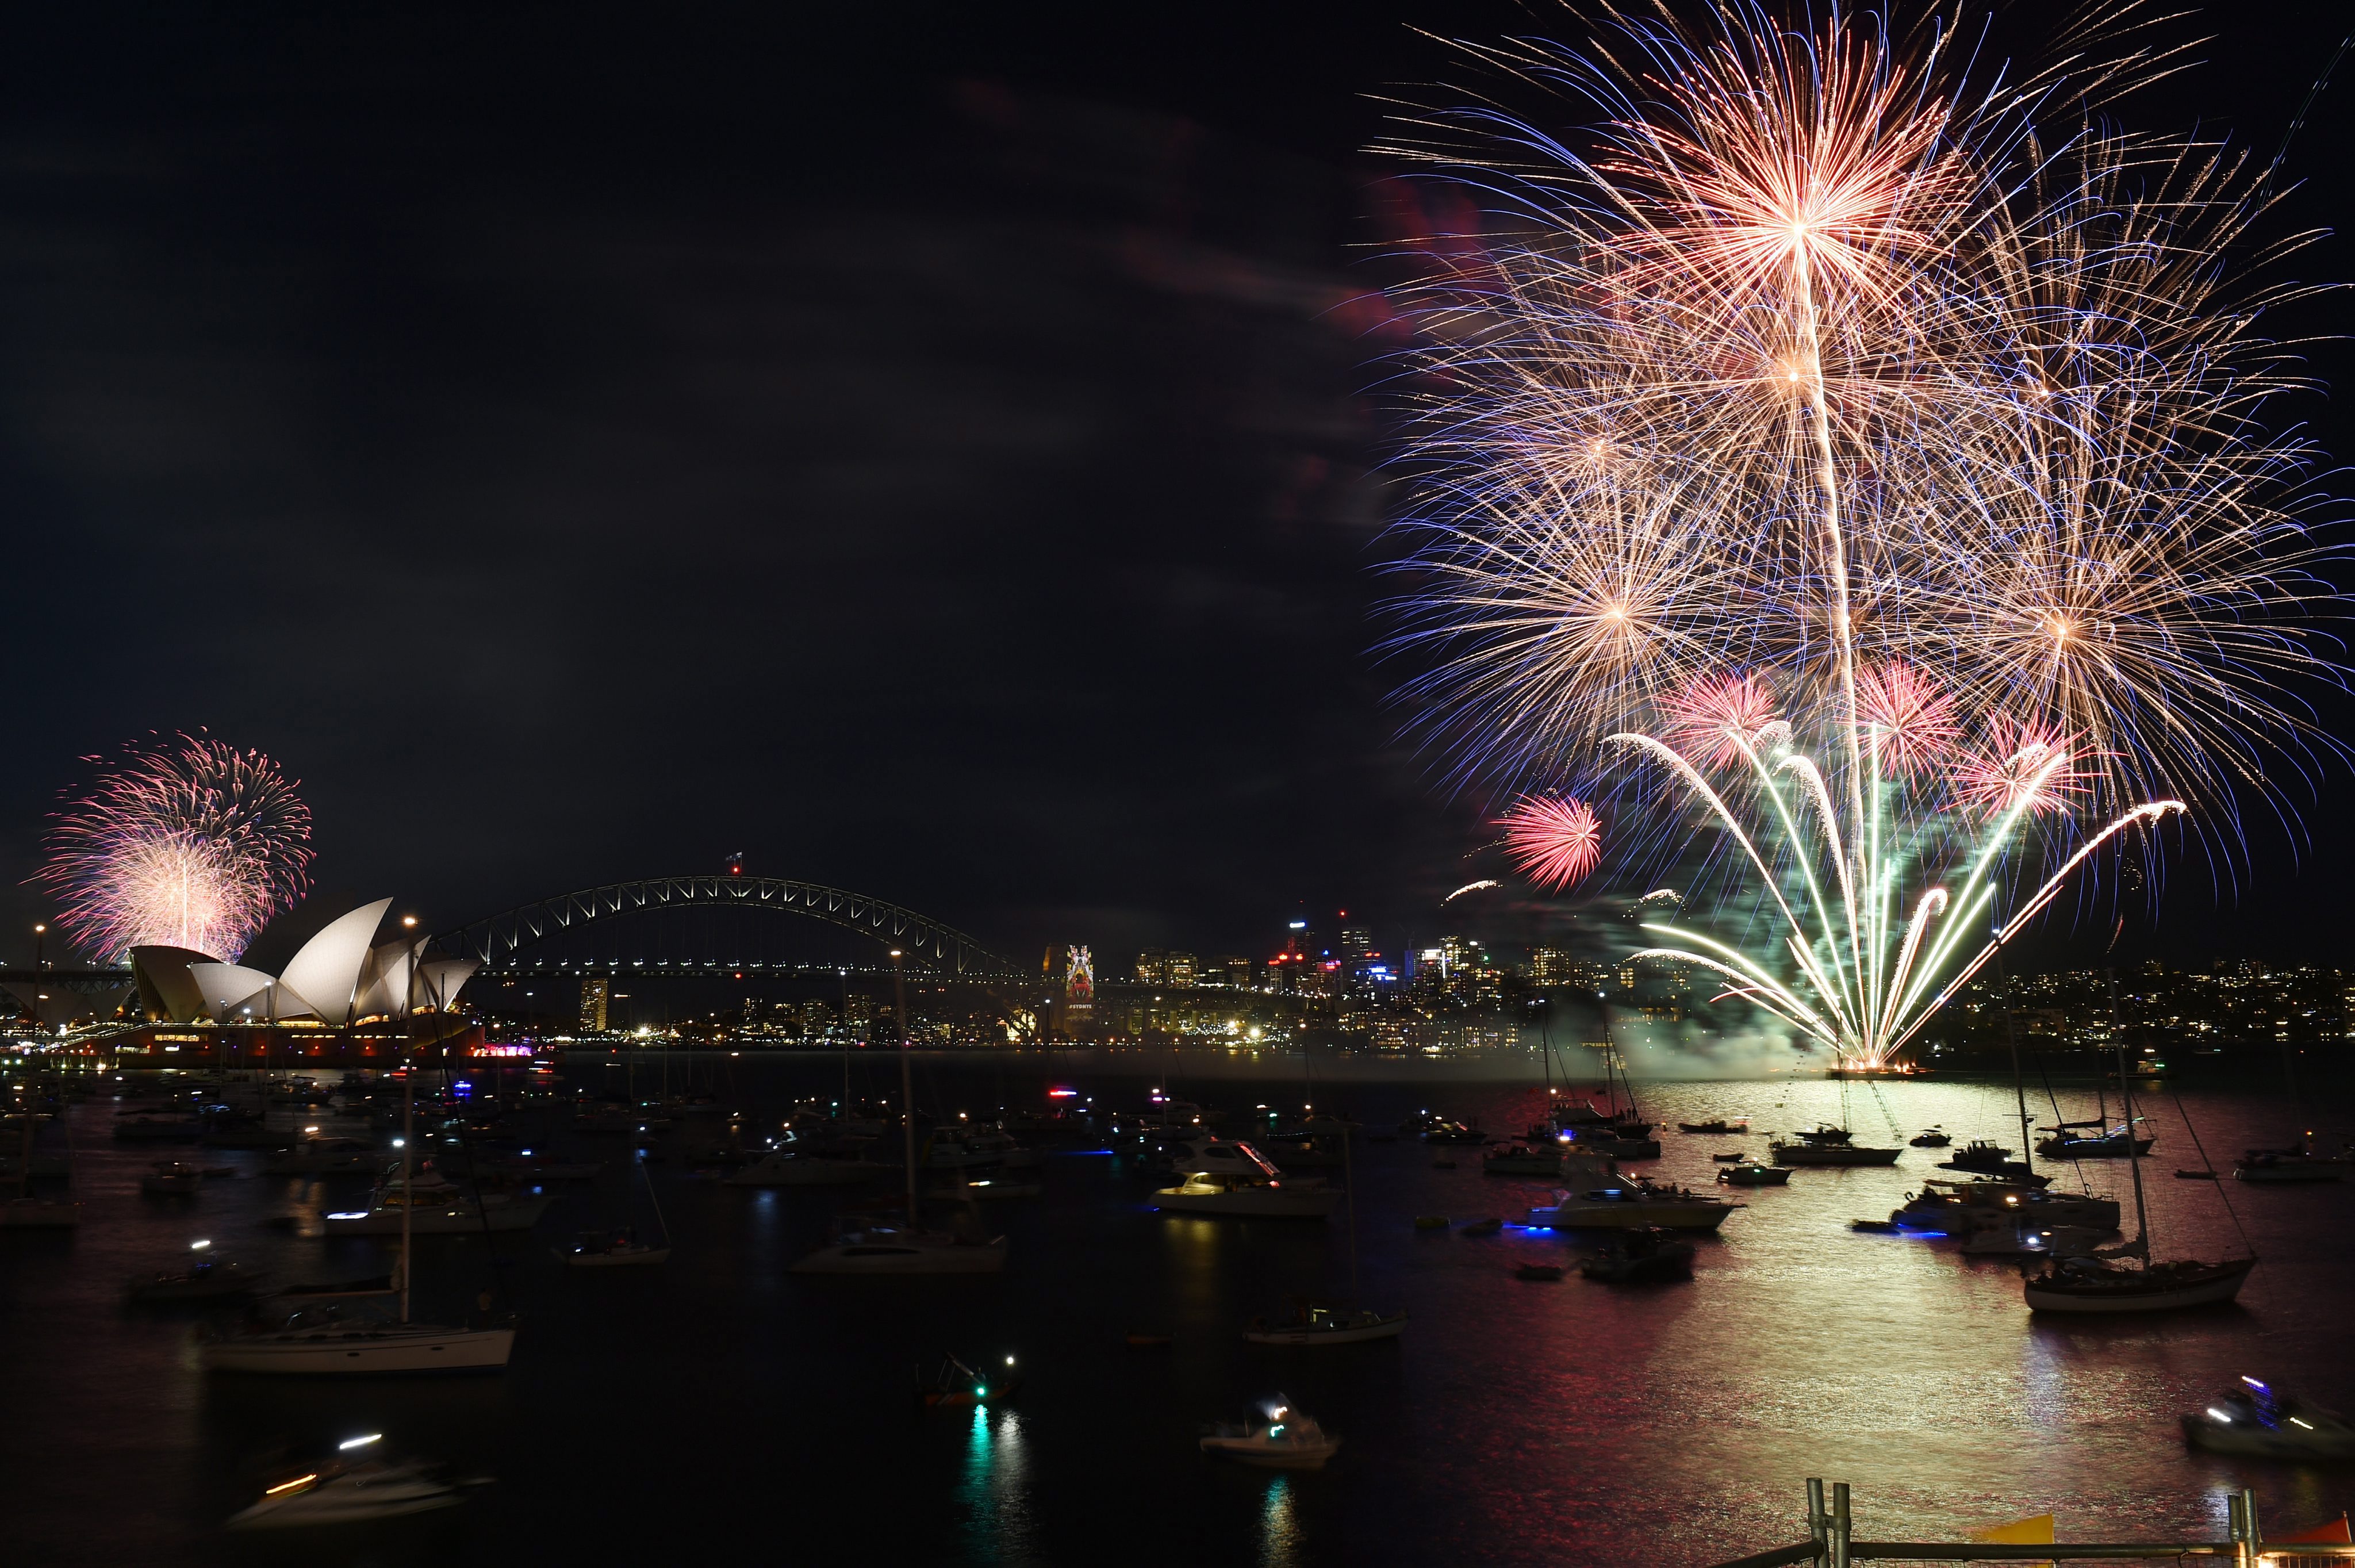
[6,1053,2354,1566]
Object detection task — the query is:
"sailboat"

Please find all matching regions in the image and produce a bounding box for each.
[792,953,1007,1274]
[1241,1129,1405,1344]
[203,971,516,1372]
[2022,1008,2254,1314]
[559,1151,671,1266]
[1548,1018,1660,1157]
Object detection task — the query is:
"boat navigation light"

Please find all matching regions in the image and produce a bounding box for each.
[2292,1418,2316,1430]
[2242,1376,2269,1391]
[265,1474,319,1496]
[1006,1356,1015,1366]
[2207,1408,2234,1423]
[338,1434,382,1451]
[190,1239,210,1251]
[391,1138,405,1148]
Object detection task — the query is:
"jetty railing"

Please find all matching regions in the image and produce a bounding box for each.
[1709,1481,2355,1568]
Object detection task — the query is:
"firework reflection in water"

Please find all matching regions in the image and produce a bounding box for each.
[36,733,313,961]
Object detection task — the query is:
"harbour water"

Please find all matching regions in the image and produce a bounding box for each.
[4,1055,2351,1565]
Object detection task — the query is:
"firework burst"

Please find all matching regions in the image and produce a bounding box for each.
[36,734,314,961]
[1498,795,1605,891]
[1376,2,2344,1067]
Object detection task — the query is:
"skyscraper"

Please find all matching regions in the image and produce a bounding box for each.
[578,977,609,1032]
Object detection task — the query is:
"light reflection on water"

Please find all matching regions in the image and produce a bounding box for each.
[6,1060,2353,1568]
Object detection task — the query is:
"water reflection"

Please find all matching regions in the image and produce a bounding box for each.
[960,1405,1035,1564]
[1259,1475,1301,1568]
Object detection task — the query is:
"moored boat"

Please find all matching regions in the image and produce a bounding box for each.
[1525,1179,1739,1230]
[1243,1304,1409,1345]
[1200,1403,1341,1469]
[1716,1162,1791,1187]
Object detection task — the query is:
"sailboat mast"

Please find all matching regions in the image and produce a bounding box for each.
[893,951,916,1223]
[400,1034,414,1322]
[1997,946,2033,1161]
[2110,972,2149,1257]
[1343,1118,1359,1300]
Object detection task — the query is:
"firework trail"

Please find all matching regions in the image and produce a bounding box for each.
[36,734,314,961]
[1375,2,2345,1067]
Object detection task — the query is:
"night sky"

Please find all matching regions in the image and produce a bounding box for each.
[0,1,2348,973]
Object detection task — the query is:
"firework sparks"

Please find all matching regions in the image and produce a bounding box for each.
[1854,662,1959,780]
[1954,720,2090,819]
[36,735,313,961]
[1498,796,1604,891]
[1661,672,1783,770]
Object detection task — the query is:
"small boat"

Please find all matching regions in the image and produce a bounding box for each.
[2180,1376,2355,1459]
[226,1442,484,1528]
[1908,1128,1953,1148]
[1514,1263,1564,1282]
[1459,1217,1503,1237]
[2175,1169,2218,1180]
[1579,1226,1696,1283]
[1200,1402,1340,1469]
[791,1224,1008,1274]
[919,1352,1021,1407]
[1678,1119,1746,1135]
[1153,1144,1336,1218]
[1421,1121,1486,1145]
[2234,1149,2343,1184]
[2034,1120,2155,1160]
[126,1243,264,1302]
[1244,1304,1408,1345]
[140,1161,204,1195]
[1711,1152,1745,1163]
[1850,1218,1904,1234]
[556,1229,669,1267]
[1716,1163,1792,1187]
[1412,1215,1450,1230]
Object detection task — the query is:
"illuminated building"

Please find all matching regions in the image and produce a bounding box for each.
[1340,926,1372,961]
[1165,952,1196,988]
[1528,947,1571,986]
[1134,949,1166,985]
[578,977,610,1032]
[1223,956,1252,990]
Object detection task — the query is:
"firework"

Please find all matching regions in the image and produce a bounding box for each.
[36,735,314,961]
[1377,3,2343,1068]
[1498,796,1605,891]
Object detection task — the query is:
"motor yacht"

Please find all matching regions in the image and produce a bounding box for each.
[265,1138,380,1176]
[141,1161,204,1195]
[1678,1118,1747,1135]
[1525,1179,1739,1230]
[2181,1377,2355,1459]
[1199,1402,1341,1469]
[1153,1143,1337,1218]
[789,1223,1008,1274]
[557,1229,670,1267]
[227,1444,484,1528]
[1898,1180,2120,1232]
[724,1148,873,1186]
[1715,1162,1792,1187]
[1955,1218,2110,1257]
[1770,1126,1901,1166]
[1242,1304,1407,1345]
[1908,1128,1953,1148]
[2033,1119,2155,1159]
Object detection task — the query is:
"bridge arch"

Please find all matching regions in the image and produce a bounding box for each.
[432,877,1014,977]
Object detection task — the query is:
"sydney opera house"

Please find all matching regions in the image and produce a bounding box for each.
[106,899,488,1064]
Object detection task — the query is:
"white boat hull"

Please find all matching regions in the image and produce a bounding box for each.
[201,1325,515,1374]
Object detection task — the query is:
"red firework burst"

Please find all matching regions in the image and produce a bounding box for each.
[1498,796,1604,891]
[1854,661,1959,778]
[1953,719,2089,818]
[1660,672,1781,769]
[34,734,314,961]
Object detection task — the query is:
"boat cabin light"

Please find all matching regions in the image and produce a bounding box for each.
[2292,1418,2315,1430]
[2242,1376,2269,1391]
[338,1433,382,1451]
[325,1211,369,1221]
[2207,1407,2234,1423]
[190,1239,210,1251]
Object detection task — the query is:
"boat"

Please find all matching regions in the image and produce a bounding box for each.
[1716,1162,1792,1187]
[1957,1219,2110,1257]
[2235,1148,2342,1184]
[126,1241,263,1302]
[1711,1152,1745,1163]
[2035,1122,2156,1160]
[1908,1128,1952,1148]
[792,1222,1009,1273]
[226,1442,484,1528]
[724,1148,873,1186]
[1525,1179,1740,1230]
[1850,1218,1904,1233]
[1482,1144,1564,1176]
[1199,1402,1340,1469]
[1940,1139,2020,1174]
[1514,1263,1564,1282]
[556,1228,670,1267]
[919,1352,1021,1406]
[1579,1226,1696,1282]
[928,1174,1042,1201]
[140,1160,204,1195]
[1153,1143,1336,1218]
[1243,1303,1409,1345]
[321,1187,552,1233]
[1678,1119,1747,1135]
[1770,1135,1901,1167]
[2180,1377,2355,1460]
[1420,1120,1486,1145]
[263,1138,379,1176]
[1897,1180,2119,1232]
[1459,1217,1503,1237]
[2022,1029,2254,1315]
